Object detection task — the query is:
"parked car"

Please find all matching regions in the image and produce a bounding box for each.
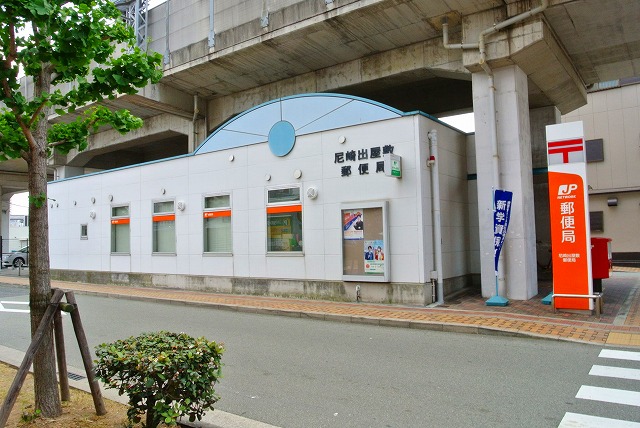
[2,245,28,268]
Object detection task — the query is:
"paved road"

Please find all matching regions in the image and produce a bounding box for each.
[1,284,639,427]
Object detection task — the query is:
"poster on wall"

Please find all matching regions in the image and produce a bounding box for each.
[343,210,364,240]
[364,240,385,274]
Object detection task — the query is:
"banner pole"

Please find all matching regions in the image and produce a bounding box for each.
[486,188,510,306]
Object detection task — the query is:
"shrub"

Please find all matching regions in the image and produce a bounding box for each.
[94,331,224,428]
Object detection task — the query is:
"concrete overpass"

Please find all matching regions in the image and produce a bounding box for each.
[2,0,639,299]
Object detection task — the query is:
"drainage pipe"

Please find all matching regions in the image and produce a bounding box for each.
[208,0,215,47]
[164,0,170,65]
[192,94,199,153]
[478,0,549,67]
[427,130,444,304]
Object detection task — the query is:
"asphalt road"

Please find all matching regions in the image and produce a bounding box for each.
[1,283,639,427]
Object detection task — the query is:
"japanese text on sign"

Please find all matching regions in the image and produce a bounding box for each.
[335,145,394,177]
[493,189,513,272]
[559,201,575,243]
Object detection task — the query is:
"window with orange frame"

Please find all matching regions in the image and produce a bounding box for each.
[266,187,302,252]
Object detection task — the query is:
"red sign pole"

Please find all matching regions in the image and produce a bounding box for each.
[545,122,593,311]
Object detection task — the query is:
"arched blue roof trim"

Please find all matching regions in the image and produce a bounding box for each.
[195,93,404,155]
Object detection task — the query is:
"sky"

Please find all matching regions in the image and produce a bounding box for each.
[149,0,166,9]
[10,193,29,215]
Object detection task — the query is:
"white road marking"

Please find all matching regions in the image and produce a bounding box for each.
[590,365,640,381]
[576,386,640,407]
[0,301,29,313]
[600,349,640,362]
[559,412,640,427]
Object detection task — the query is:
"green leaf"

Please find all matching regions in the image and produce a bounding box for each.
[29,193,47,209]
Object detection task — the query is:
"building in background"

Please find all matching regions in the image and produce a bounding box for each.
[562,78,640,267]
[0,214,29,259]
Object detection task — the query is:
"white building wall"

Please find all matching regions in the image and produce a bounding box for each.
[48,113,473,299]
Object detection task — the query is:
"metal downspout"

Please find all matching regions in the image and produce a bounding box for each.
[428,130,444,304]
[164,0,170,65]
[192,94,199,153]
[209,0,215,47]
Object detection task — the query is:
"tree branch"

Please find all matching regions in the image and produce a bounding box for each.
[1,21,18,100]
[27,98,50,128]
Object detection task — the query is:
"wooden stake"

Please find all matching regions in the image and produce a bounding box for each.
[53,291,70,401]
[64,291,107,416]
[0,289,64,428]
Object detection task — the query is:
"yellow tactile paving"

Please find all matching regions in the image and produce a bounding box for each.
[1,274,639,348]
[606,332,640,346]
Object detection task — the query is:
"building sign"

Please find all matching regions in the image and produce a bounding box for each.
[546,122,593,310]
[384,153,402,178]
[493,189,513,272]
[335,145,394,177]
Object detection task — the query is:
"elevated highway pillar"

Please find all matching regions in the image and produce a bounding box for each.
[1,187,9,247]
[473,65,538,300]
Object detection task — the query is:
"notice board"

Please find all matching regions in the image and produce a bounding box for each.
[341,201,389,282]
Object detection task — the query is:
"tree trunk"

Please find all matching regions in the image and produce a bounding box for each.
[146,398,159,428]
[28,66,62,418]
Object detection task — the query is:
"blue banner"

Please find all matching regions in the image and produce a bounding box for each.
[494,189,513,272]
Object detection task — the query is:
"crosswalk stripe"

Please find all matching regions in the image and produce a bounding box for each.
[559,412,640,427]
[0,301,29,314]
[590,365,640,381]
[600,349,640,362]
[576,386,640,407]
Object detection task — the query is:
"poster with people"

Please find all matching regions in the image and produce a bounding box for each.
[364,240,384,274]
[343,210,364,240]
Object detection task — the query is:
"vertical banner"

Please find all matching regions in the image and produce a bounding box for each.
[546,122,593,310]
[494,189,513,272]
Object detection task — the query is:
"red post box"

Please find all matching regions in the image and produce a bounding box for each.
[591,237,612,293]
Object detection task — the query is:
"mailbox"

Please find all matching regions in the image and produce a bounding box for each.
[591,237,612,293]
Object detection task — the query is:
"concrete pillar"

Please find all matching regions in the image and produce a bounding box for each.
[1,187,9,253]
[530,106,560,261]
[55,166,85,179]
[472,65,538,300]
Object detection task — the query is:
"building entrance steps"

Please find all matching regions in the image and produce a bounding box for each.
[1,268,639,348]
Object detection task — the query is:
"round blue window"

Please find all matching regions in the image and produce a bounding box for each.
[268,120,296,157]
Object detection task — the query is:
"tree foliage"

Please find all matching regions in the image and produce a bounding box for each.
[0,0,163,418]
[95,331,224,428]
[0,0,163,158]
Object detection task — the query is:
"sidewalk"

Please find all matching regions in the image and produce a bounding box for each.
[1,267,639,348]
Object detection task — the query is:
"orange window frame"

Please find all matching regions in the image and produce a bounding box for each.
[266,205,302,214]
[152,214,176,222]
[203,210,231,219]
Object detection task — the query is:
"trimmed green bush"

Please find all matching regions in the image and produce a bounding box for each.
[94,331,224,428]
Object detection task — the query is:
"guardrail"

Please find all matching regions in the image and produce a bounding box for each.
[552,293,603,317]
